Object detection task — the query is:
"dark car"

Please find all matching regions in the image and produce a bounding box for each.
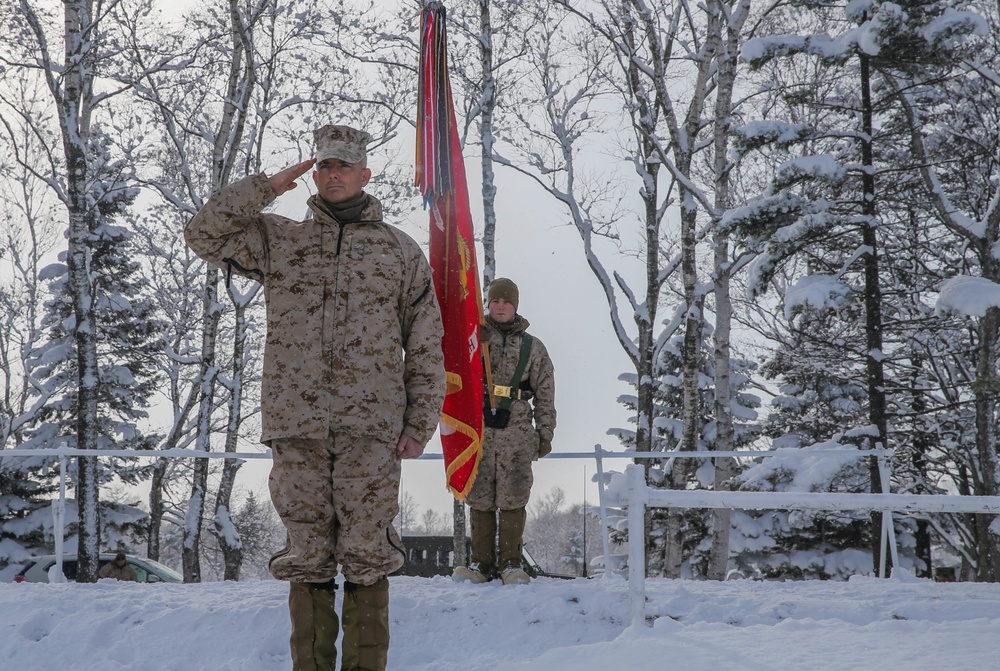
[393,536,575,579]
[13,553,183,583]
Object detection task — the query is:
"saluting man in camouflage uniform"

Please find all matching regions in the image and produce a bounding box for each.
[453,278,556,585]
[185,125,445,671]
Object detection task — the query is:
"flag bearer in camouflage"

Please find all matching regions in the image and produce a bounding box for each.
[185,124,445,671]
[453,278,556,585]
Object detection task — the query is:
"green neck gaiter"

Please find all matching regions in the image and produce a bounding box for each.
[316,193,369,223]
[488,316,519,334]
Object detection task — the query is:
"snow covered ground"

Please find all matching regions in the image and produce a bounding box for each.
[3,572,998,670]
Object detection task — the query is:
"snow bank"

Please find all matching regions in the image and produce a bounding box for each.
[2,574,999,670]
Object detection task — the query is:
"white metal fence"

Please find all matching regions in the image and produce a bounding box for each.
[600,450,1000,627]
[7,443,1000,628]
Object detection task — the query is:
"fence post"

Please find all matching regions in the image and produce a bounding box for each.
[594,444,614,580]
[877,450,899,576]
[626,464,647,627]
[50,444,68,583]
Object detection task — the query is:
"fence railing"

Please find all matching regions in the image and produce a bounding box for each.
[8,442,1000,628]
[608,456,1000,627]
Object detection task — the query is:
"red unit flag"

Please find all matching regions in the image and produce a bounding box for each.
[416,2,484,499]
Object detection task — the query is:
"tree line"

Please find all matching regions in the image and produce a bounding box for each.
[2,0,999,583]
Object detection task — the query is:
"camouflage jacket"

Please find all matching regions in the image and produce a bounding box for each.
[184,173,445,446]
[98,562,137,582]
[467,315,556,510]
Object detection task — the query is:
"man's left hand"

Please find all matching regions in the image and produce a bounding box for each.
[396,434,425,459]
[538,438,552,458]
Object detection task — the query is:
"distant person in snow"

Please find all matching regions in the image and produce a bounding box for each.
[453,278,557,585]
[185,124,445,671]
[98,552,137,582]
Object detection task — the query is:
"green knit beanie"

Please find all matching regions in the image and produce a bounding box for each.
[487,278,519,311]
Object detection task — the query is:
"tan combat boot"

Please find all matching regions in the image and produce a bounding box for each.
[452,565,490,583]
[452,507,497,582]
[498,507,529,585]
[288,580,339,671]
[341,577,390,671]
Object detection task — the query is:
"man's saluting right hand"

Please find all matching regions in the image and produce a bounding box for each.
[268,159,316,196]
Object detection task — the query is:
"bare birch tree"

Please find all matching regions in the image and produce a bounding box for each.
[706,0,751,581]
[495,0,757,577]
[0,0,175,581]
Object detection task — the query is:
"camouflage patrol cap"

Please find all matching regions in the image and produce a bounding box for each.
[488,278,519,311]
[314,124,371,164]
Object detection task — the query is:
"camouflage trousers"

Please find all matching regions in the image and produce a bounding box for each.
[268,432,405,586]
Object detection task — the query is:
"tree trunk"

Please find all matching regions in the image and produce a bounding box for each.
[972,307,1000,581]
[184,0,255,583]
[708,241,735,582]
[147,458,168,561]
[706,0,746,581]
[907,356,933,578]
[858,50,891,576]
[214,290,252,581]
[453,501,467,567]
[664,186,703,579]
[55,0,101,583]
[618,0,664,575]
[479,0,497,289]
[184,266,222,583]
[459,0,501,565]
[215,470,243,581]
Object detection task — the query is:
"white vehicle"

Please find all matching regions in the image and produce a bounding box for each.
[13,553,183,584]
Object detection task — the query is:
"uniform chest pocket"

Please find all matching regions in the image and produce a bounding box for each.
[267,269,326,341]
[345,253,403,320]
